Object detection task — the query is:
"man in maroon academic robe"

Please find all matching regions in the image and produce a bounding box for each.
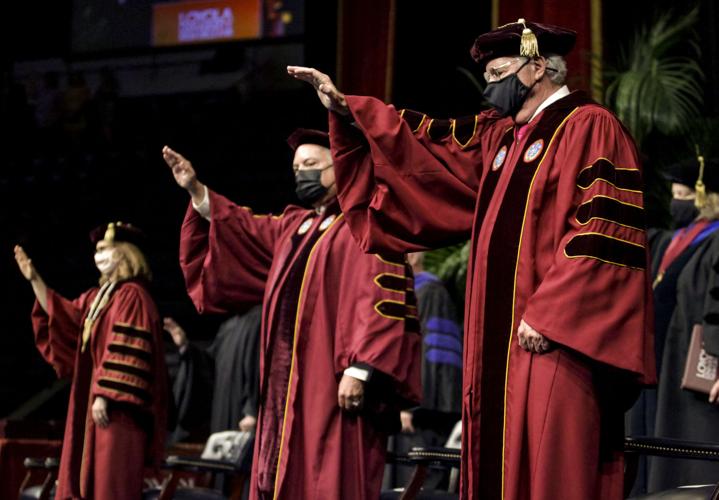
[14,223,168,500]
[162,129,421,500]
[290,19,655,500]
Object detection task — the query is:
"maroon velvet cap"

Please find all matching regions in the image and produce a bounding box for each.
[471,19,577,69]
[286,128,330,151]
[90,222,147,250]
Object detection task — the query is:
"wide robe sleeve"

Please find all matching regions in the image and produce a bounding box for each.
[179,189,296,314]
[31,288,92,378]
[329,96,508,253]
[333,247,423,405]
[521,107,655,384]
[92,285,159,407]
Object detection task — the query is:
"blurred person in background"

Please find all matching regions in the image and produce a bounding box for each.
[646,157,719,492]
[385,251,462,489]
[165,306,261,442]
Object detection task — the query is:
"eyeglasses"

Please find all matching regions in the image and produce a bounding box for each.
[483,57,527,83]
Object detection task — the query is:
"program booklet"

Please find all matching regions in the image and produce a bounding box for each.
[681,325,719,395]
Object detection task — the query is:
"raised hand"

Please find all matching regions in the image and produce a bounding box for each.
[14,245,37,281]
[163,317,188,350]
[287,66,350,116]
[162,146,203,195]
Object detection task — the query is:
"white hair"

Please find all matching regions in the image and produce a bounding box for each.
[544,54,568,85]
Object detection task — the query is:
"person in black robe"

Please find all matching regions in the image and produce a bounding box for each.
[627,157,719,494]
[644,157,719,492]
[166,305,262,442]
[385,251,462,489]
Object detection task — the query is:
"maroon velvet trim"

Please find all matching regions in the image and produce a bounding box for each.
[577,158,642,191]
[454,116,478,146]
[426,119,453,140]
[113,324,153,342]
[256,214,326,494]
[575,196,645,230]
[476,129,515,228]
[103,361,153,381]
[375,273,408,293]
[474,95,586,498]
[565,233,646,270]
[97,379,151,402]
[400,109,426,133]
[375,300,409,319]
[405,317,421,333]
[108,344,152,363]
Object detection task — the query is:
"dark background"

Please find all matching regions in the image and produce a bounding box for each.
[0,0,717,420]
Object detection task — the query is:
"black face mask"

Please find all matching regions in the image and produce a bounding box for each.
[482,59,535,117]
[295,169,329,205]
[670,198,699,229]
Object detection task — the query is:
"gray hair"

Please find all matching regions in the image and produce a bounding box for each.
[544,54,567,85]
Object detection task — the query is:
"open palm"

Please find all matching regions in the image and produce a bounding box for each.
[14,245,36,281]
[162,146,198,191]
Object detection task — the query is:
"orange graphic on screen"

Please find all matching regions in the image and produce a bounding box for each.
[153,0,261,46]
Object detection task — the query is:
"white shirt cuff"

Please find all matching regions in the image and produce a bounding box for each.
[343,365,370,382]
[192,186,211,221]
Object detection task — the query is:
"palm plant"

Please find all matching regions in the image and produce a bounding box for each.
[605,6,705,227]
[605,7,704,146]
[423,241,471,310]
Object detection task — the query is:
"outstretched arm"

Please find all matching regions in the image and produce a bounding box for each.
[290,67,498,252]
[162,146,294,313]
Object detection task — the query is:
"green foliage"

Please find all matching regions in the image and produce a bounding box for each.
[605,7,704,145]
[604,6,708,228]
[423,241,471,306]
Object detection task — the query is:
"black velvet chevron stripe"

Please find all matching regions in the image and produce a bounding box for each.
[375,273,407,293]
[375,300,407,319]
[405,316,420,333]
[376,253,405,267]
[577,159,642,191]
[108,344,152,362]
[565,233,645,269]
[401,109,426,132]
[405,290,417,307]
[103,361,152,381]
[427,119,453,140]
[454,116,477,146]
[576,196,644,229]
[113,324,153,341]
[98,379,151,402]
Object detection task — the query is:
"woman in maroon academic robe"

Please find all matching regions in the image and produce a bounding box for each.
[161,129,422,500]
[14,222,168,500]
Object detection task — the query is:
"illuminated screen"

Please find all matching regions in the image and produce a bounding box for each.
[72,0,304,53]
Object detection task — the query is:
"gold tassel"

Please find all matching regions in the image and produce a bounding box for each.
[518,18,540,58]
[103,222,116,243]
[695,144,707,209]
